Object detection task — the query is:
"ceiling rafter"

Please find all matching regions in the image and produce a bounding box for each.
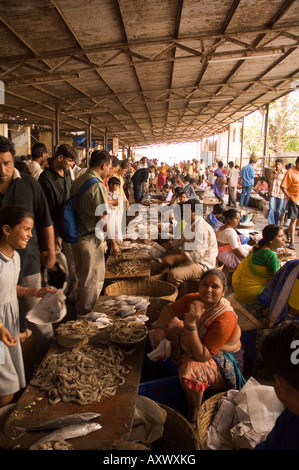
[1,1,299,147]
[47,0,145,141]
[114,0,155,140]
[171,0,243,137]
[176,0,298,140]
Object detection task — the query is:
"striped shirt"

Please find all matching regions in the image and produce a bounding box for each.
[269,169,286,199]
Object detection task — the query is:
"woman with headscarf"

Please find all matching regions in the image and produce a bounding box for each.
[151,269,245,423]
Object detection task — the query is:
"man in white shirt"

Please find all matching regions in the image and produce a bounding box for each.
[28,142,48,180]
[227,161,239,206]
[137,156,148,169]
[160,199,218,287]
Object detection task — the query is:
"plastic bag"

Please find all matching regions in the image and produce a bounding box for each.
[147,329,171,362]
[26,287,67,325]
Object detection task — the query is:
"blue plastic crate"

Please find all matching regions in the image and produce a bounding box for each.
[241,329,257,364]
[139,375,184,412]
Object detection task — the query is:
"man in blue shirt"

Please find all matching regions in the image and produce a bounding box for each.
[255,321,299,450]
[239,159,256,207]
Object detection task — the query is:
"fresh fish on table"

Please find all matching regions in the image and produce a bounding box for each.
[24,412,101,432]
[29,422,102,450]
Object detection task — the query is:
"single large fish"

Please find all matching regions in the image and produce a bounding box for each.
[24,412,101,432]
[29,422,102,450]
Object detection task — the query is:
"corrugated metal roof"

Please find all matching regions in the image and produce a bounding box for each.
[1,0,299,147]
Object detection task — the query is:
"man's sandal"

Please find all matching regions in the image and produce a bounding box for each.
[19,328,32,343]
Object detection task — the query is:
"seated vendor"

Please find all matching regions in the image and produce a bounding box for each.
[184,178,199,200]
[151,269,245,423]
[216,209,252,272]
[159,199,218,287]
[253,176,268,197]
[206,203,225,232]
[162,183,173,202]
[232,224,285,305]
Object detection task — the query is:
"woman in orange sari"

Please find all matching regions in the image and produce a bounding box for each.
[152,269,244,423]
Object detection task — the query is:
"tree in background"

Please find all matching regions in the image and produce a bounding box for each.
[268,90,299,156]
[243,89,299,167]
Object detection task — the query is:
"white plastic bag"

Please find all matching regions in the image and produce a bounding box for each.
[26,287,67,325]
[147,329,171,362]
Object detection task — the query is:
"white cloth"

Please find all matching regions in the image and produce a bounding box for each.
[217,227,240,250]
[28,160,43,180]
[0,251,26,395]
[128,395,167,445]
[227,168,239,187]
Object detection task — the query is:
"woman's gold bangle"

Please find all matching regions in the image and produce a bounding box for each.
[0,322,3,329]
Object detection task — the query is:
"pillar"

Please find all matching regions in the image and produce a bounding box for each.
[263,103,269,173]
[240,118,244,168]
[55,102,60,147]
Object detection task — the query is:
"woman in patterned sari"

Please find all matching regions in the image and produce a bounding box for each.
[152,269,245,423]
[232,225,285,306]
[213,162,227,203]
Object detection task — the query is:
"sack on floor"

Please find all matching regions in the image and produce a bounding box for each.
[263,201,269,218]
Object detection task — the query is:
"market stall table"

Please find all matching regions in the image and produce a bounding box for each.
[227,293,265,332]
[195,188,207,197]
[202,197,219,215]
[0,336,146,450]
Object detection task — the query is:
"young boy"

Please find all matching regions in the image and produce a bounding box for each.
[178,189,188,203]
[108,176,121,202]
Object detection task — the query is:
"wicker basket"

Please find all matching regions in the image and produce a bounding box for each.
[147,298,172,323]
[151,404,199,451]
[197,392,227,450]
[150,272,168,281]
[56,334,89,349]
[104,279,178,303]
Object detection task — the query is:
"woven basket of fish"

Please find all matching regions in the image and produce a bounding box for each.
[56,319,99,348]
[105,279,178,303]
[105,320,148,347]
